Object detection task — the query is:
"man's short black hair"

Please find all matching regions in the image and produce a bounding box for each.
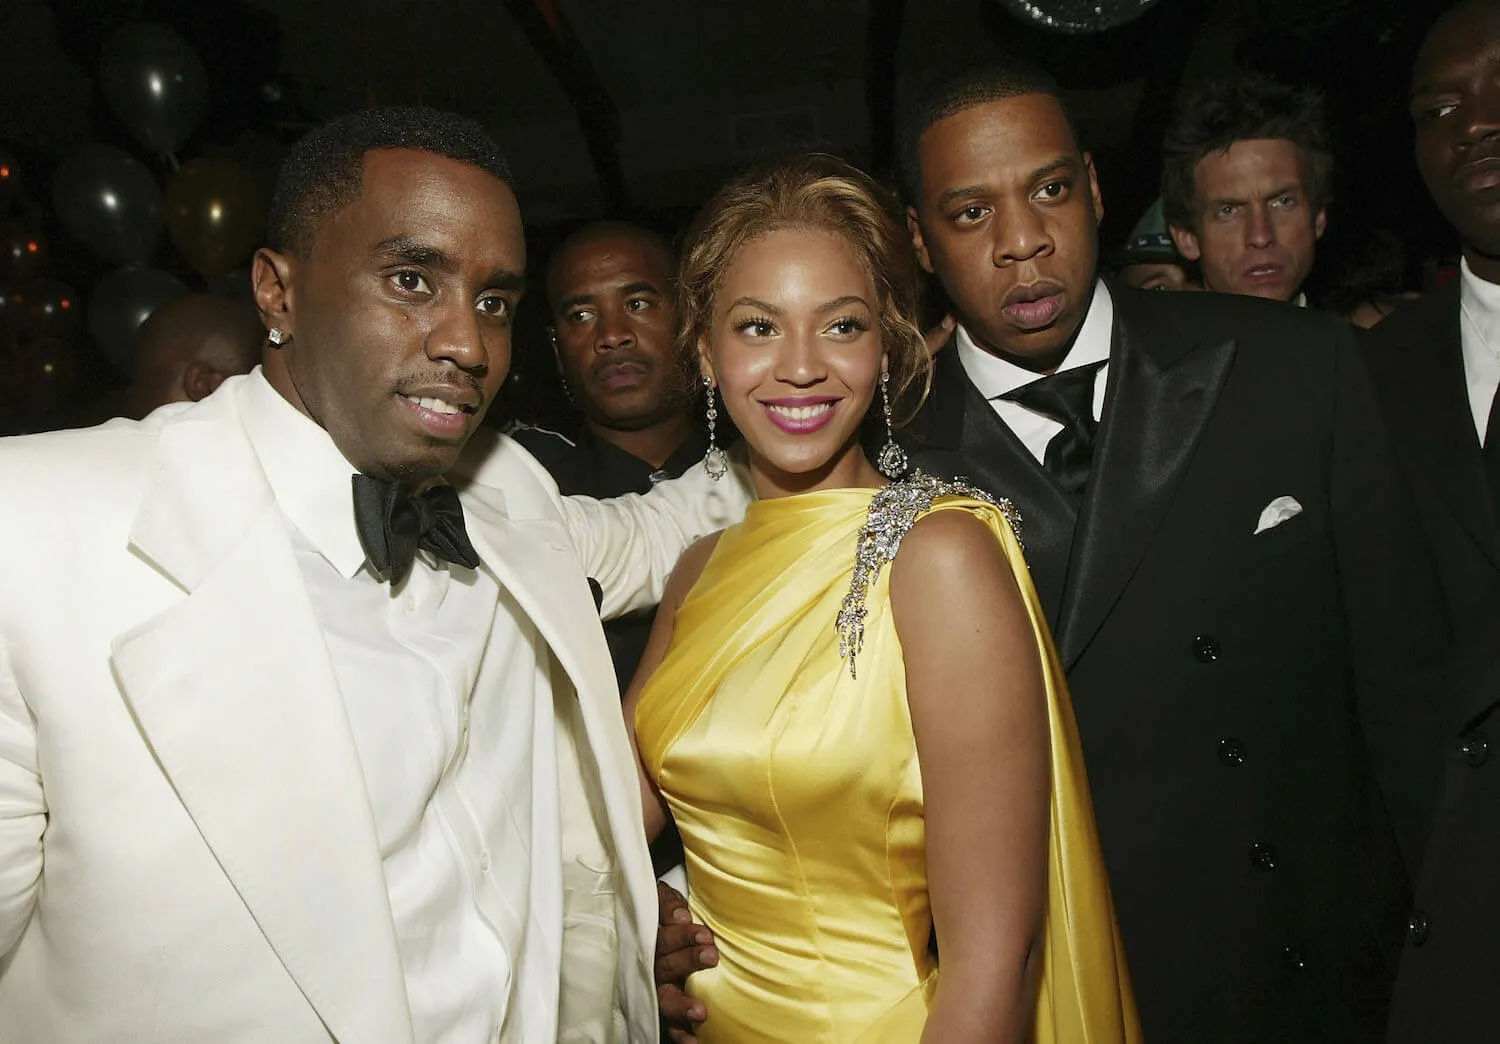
[266,105,514,255]
[895,58,1073,203]
[1161,74,1332,232]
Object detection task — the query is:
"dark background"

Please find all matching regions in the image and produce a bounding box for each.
[0,0,1460,434]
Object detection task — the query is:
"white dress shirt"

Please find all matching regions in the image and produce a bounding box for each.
[239,371,560,1043]
[1460,257,1500,445]
[955,279,1115,463]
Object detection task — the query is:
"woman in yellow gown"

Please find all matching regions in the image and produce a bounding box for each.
[626,155,1139,1043]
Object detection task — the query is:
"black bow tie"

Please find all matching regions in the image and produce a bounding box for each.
[351,474,481,585]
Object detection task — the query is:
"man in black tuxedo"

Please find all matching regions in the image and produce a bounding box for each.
[1369,3,1500,1039]
[896,62,1449,1042]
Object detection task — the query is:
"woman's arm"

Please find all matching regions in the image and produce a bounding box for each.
[622,532,722,844]
[890,510,1049,1044]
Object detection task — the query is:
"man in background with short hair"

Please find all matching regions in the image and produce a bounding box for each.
[514,220,705,692]
[127,293,263,418]
[1162,74,1331,305]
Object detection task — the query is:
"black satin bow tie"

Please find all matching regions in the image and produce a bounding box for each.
[351,474,481,585]
[1001,360,1107,502]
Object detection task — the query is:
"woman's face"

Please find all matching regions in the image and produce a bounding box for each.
[702,226,885,498]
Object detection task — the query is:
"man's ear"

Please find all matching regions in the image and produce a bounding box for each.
[1168,223,1202,263]
[1083,152,1105,227]
[252,247,295,340]
[182,360,228,403]
[906,206,935,275]
[1313,208,1328,241]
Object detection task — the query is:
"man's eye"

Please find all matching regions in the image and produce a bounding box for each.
[1036,180,1069,200]
[393,270,430,294]
[1216,204,1239,220]
[1417,100,1459,123]
[478,295,511,319]
[567,308,593,324]
[626,297,651,312]
[956,205,989,224]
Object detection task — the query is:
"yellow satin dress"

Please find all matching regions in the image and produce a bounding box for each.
[635,477,1140,1043]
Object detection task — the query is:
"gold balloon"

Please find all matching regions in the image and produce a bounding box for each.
[164,158,266,281]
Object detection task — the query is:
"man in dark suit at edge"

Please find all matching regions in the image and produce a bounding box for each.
[896,60,1449,1043]
[1369,4,1500,1039]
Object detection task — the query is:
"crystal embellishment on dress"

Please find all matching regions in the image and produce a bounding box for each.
[835,471,1022,678]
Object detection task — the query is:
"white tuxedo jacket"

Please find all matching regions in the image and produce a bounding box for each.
[0,376,751,1042]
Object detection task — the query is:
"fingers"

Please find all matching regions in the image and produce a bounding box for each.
[658,983,707,1025]
[655,925,718,984]
[923,314,956,355]
[658,880,691,926]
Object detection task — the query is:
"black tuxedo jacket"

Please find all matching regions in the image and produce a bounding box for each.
[904,285,1449,1043]
[1364,285,1500,1044]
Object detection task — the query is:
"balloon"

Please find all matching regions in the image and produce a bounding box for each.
[164,157,265,281]
[99,24,209,154]
[53,145,163,266]
[0,220,47,280]
[0,148,20,215]
[992,0,1162,32]
[20,279,80,340]
[87,264,188,374]
[207,264,255,305]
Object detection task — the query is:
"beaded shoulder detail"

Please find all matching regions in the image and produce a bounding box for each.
[835,470,1022,679]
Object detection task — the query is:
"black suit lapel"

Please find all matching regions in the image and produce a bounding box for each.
[1055,289,1236,666]
[1379,286,1500,570]
[907,344,1077,621]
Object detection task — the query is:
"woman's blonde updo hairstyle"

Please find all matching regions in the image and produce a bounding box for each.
[677,153,932,422]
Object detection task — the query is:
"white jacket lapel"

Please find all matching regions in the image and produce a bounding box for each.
[461,484,658,1028]
[114,388,413,1044]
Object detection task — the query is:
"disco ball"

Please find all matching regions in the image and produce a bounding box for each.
[994,0,1164,33]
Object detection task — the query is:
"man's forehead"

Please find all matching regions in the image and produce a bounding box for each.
[1414,13,1500,91]
[921,99,1077,178]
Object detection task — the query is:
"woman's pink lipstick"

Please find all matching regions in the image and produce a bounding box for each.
[760,395,841,434]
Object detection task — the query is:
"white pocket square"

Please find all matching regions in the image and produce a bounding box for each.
[1254,496,1303,535]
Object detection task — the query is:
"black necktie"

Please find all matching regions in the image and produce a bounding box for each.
[351,474,481,585]
[1001,361,1106,501]
[1484,384,1500,518]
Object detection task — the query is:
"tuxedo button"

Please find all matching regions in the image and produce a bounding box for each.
[479,851,491,873]
[1282,945,1306,970]
[403,593,417,613]
[1249,842,1278,872]
[1458,730,1489,768]
[1192,635,1220,663]
[1408,909,1430,946]
[1217,738,1247,767]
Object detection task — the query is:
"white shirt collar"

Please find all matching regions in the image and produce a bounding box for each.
[1462,256,1500,362]
[955,279,1114,399]
[239,367,370,579]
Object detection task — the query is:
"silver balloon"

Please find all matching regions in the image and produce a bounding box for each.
[87,264,188,374]
[99,24,210,154]
[994,0,1163,33]
[54,145,163,266]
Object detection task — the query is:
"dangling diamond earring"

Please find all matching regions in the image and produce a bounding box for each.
[267,327,287,346]
[876,369,909,479]
[702,374,729,481]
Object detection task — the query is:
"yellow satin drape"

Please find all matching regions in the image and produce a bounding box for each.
[637,486,1140,1043]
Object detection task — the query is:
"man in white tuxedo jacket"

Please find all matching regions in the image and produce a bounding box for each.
[0,108,749,1043]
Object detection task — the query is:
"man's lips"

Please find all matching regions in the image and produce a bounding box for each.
[1242,262,1287,284]
[397,385,479,439]
[1001,281,1066,331]
[1457,155,1500,194]
[593,357,651,391]
[759,395,840,434]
